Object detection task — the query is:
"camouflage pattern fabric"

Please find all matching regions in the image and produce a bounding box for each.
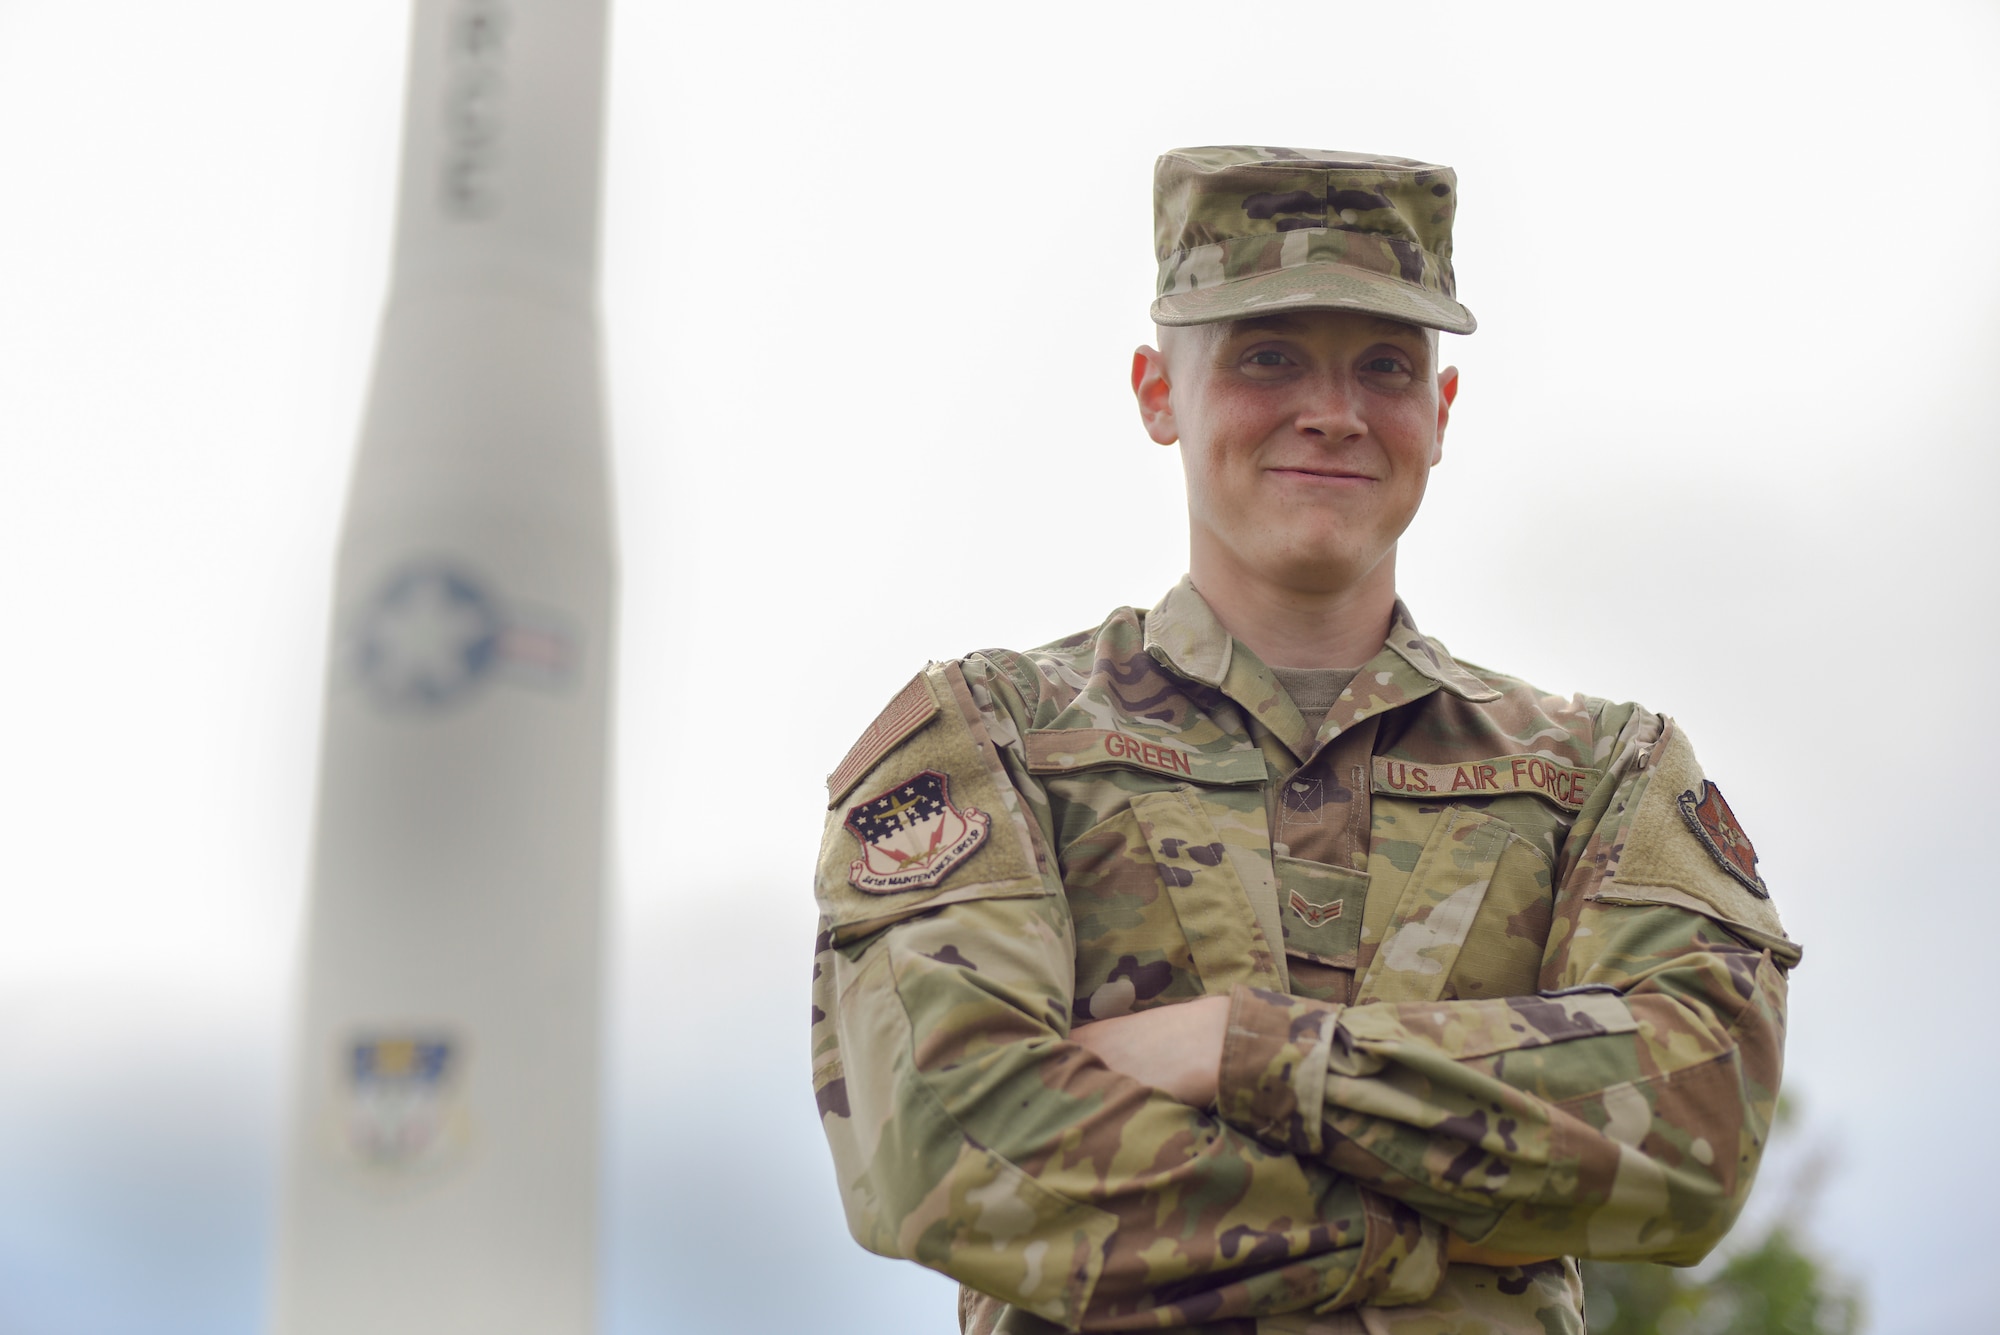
[1151,147,1475,334]
[811,579,1797,1333]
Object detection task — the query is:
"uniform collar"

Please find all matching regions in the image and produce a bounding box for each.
[1142,576,1237,688]
[1382,610,1503,704]
[1143,576,1501,760]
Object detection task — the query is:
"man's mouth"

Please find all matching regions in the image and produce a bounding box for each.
[1268,465,1374,482]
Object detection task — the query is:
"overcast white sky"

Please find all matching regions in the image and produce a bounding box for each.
[2,2,1996,1331]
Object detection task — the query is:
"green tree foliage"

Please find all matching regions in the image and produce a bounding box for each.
[1580,1096,1863,1334]
[1582,1227,1862,1335]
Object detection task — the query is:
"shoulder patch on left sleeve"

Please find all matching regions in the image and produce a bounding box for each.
[1603,718,1798,961]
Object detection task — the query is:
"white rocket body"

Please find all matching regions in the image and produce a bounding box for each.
[275,2,613,1331]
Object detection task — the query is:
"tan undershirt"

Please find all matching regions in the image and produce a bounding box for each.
[1270,665,1361,740]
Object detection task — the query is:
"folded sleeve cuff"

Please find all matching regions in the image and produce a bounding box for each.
[1217,983,1340,1158]
[1217,986,1448,1311]
[1322,1191,1450,1309]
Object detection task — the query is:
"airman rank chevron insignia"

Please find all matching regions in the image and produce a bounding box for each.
[1287,889,1344,927]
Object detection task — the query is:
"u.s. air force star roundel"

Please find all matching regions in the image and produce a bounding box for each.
[1678,780,1768,898]
[845,770,991,894]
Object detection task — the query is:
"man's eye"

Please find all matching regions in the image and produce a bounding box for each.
[1363,356,1409,375]
[1245,350,1288,367]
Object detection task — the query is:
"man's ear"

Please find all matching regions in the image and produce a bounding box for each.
[1432,365,1460,465]
[1132,345,1178,445]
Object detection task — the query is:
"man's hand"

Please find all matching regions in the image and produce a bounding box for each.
[1070,994,1230,1106]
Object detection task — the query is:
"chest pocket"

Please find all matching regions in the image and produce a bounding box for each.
[1358,803,1553,1004]
[1028,730,1281,1022]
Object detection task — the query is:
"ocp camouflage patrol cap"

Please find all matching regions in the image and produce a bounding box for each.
[1152,146,1475,334]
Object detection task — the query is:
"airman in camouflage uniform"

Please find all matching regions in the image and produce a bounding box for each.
[811,147,1798,1334]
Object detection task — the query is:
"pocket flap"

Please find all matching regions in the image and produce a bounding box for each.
[1354,808,1514,1006]
[1127,788,1283,995]
[1589,885,1804,968]
[1608,718,1800,964]
[1025,728,1266,785]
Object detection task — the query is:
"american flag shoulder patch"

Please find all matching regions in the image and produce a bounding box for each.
[827,671,939,806]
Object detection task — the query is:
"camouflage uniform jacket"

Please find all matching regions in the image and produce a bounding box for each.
[811,578,1798,1334]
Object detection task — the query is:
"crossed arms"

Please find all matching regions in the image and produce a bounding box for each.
[811,673,1795,1328]
[1069,995,1556,1270]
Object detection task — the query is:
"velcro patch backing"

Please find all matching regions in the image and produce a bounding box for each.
[814,664,1044,943]
[1372,754,1593,810]
[827,671,938,807]
[1607,718,1796,958]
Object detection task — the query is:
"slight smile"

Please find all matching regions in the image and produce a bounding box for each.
[1266,466,1375,484]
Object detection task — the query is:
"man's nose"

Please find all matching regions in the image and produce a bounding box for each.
[1294,372,1367,441]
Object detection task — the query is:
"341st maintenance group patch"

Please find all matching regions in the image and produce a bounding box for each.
[844,770,990,895]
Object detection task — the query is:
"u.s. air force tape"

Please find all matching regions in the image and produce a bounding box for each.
[1372,754,1595,811]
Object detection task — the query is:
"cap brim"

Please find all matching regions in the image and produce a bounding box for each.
[1150,262,1476,334]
